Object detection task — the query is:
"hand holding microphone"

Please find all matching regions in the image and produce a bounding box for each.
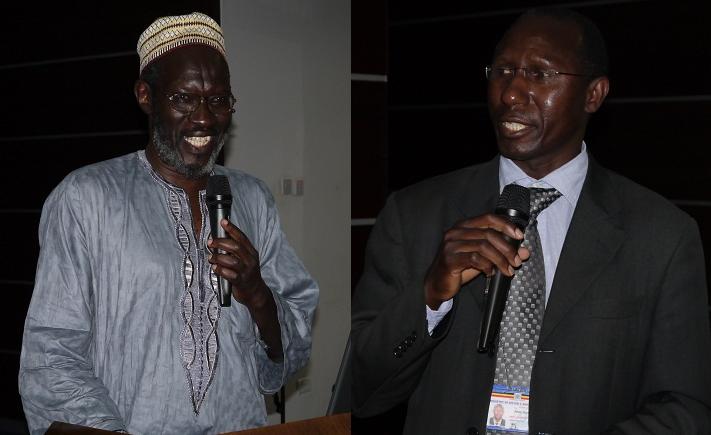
[477,185,531,353]
[423,185,531,330]
[207,175,233,306]
[206,175,267,309]
[206,175,284,361]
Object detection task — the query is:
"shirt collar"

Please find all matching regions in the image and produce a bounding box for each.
[498,142,589,207]
[137,149,214,193]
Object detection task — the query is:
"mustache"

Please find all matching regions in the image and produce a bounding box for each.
[493,109,536,125]
[181,128,221,137]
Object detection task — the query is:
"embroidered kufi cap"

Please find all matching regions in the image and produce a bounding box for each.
[137,12,226,74]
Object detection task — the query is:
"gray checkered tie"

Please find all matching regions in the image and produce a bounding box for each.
[493,187,562,389]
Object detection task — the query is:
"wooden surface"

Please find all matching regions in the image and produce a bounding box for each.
[46,413,351,434]
[46,421,119,434]
[222,413,351,435]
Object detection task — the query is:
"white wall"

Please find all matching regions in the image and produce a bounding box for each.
[221,0,350,423]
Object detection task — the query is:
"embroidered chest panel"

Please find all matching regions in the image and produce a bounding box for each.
[165,187,222,414]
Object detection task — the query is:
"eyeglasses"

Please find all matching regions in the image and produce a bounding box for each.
[485,65,589,84]
[165,92,236,115]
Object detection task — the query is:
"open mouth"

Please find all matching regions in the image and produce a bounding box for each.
[499,120,535,137]
[184,136,213,148]
[501,121,529,132]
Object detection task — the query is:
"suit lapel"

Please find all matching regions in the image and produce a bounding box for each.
[540,160,624,343]
[452,156,500,221]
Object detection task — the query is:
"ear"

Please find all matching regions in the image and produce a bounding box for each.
[134,80,153,115]
[584,76,609,114]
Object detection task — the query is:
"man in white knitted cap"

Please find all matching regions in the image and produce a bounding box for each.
[19,12,318,435]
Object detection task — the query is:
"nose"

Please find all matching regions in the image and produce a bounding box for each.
[499,72,530,108]
[188,97,217,127]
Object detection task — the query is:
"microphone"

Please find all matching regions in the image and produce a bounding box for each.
[477,184,530,354]
[207,175,233,307]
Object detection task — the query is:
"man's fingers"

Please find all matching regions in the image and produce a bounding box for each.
[518,246,530,262]
[209,237,240,256]
[468,243,514,276]
[211,263,239,281]
[466,252,498,277]
[208,232,259,265]
[455,214,524,240]
[220,219,259,258]
[481,231,521,267]
[209,251,241,270]
[426,213,528,305]
[445,233,519,272]
[460,267,478,284]
[445,243,512,277]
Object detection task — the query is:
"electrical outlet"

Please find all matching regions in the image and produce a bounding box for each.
[281,178,293,195]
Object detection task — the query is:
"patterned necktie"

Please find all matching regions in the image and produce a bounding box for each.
[493,187,562,389]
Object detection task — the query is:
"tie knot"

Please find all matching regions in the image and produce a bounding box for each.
[528,187,562,220]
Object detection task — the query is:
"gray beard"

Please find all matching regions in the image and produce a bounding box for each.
[151,120,225,179]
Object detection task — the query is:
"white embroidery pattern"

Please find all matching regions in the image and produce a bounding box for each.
[143,164,221,416]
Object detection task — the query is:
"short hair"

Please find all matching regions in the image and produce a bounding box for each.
[511,7,609,78]
[140,61,161,95]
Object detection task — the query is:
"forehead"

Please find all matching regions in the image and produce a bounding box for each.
[156,45,230,87]
[494,16,583,67]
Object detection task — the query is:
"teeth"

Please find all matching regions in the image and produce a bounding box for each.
[185,136,212,147]
[502,122,527,132]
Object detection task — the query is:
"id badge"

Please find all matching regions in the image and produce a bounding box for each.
[486,384,529,433]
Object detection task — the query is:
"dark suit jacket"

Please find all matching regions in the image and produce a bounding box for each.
[352,157,711,435]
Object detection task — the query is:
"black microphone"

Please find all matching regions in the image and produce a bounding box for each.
[477,184,530,354]
[207,175,233,307]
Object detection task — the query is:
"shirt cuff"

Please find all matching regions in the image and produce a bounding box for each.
[426,298,453,335]
[254,342,286,393]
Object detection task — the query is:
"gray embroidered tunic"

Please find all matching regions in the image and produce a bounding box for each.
[19,151,318,435]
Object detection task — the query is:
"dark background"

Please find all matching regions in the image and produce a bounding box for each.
[0,1,219,433]
[352,0,711,433]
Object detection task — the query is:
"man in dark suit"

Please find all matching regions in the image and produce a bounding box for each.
[352,8,711,435]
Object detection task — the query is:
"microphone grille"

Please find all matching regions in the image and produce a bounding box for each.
[207,175,232,197]
[496,184,530,228]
